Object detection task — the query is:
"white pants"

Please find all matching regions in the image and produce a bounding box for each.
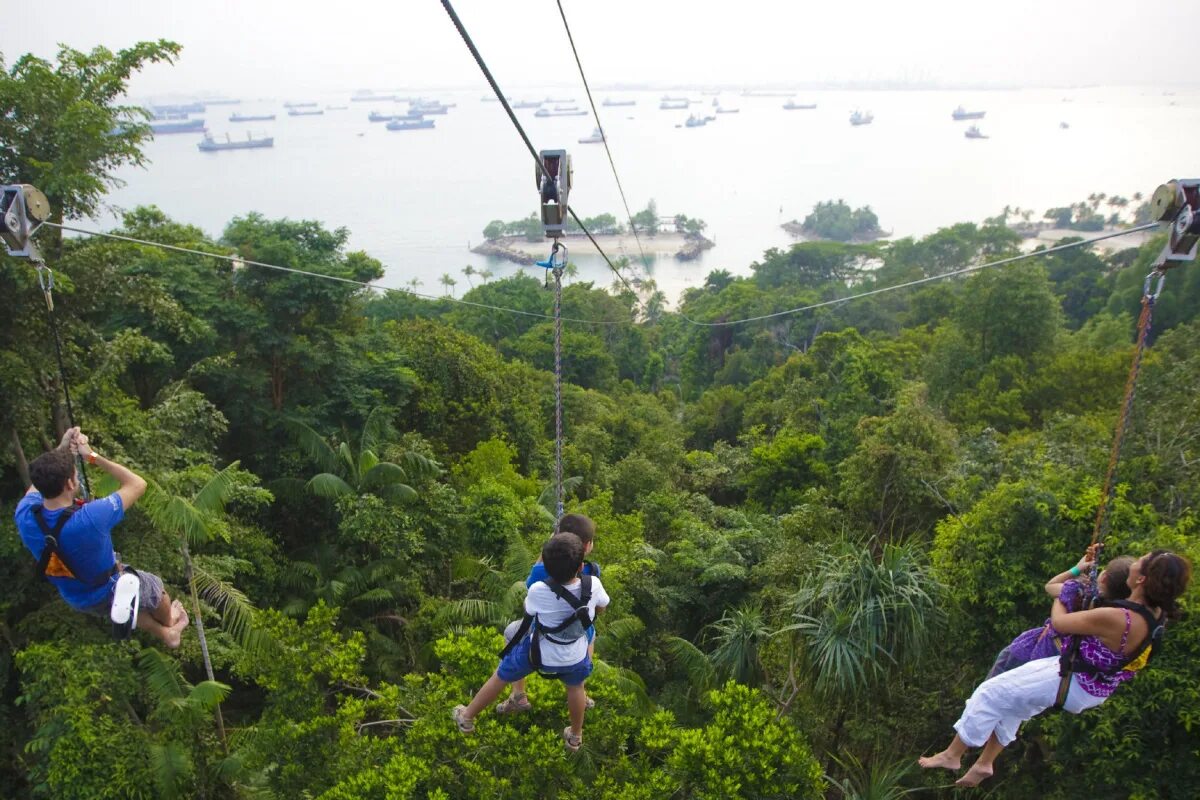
[954,656,1107,747]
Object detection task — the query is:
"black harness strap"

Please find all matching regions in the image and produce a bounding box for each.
[1054,599,1164,710]
[497,575,594,675]
[30,505,117,588]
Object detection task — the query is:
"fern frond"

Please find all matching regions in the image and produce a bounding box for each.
[360,406,395,456]
[664,636,716,689]
[307,473,354,500]
[600,617,645,645]
[192,567,270,653]
[281,416,340,474]
[188,680,232,712]
[435,598,501,627]
[138,648,189,705]
[149,741,193,800]
[192,461,242,513]
[397,450,441,481]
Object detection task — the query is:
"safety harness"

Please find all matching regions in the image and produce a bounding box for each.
[499,575,593,677]
[1054,599,1165,709]
[30,503,136,640]
[31,503,117,587]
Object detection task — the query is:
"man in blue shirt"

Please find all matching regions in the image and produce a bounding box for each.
[14,428,189,647]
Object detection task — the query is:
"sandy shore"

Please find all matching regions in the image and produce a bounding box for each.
[499,232,694,258]
[1025,227,1156,253]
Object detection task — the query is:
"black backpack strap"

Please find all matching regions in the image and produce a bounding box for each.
[32,506,76,581]
[498,614,534,659]
[541,577,593,633]
[29,505,116,588]
[1104,600,1164,668]
[1055,601,1166,710]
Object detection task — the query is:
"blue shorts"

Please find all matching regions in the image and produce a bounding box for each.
[497,634,592,686]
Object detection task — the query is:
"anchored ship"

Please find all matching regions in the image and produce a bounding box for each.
[952,106,986,120]
[198,133,273,151]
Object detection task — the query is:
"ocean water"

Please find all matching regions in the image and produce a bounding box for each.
[91,86,1198,304]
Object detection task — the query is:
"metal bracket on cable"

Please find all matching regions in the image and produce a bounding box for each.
[1149,179,1200,266]
[537,150,572,240]
[1,184,50,260]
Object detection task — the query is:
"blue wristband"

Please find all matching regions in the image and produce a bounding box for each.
[1069,566,1081,577]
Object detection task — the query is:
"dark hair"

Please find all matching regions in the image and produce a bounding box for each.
[1142,550,1192,621]
[1100,556,1134,601]
[29,450,76,498]
[542,533,584,583]
[556,513,596,546]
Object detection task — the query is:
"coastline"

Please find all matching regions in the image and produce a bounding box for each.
[472,232,714,264]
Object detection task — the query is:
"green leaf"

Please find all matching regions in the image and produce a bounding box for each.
[307,473,354,500]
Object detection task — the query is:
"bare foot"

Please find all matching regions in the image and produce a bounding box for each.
[955,762,994,788]
[918,751,961,771]
[169,599,185,625]
[163,606,190,649]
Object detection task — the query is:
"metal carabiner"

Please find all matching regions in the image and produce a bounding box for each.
[34,263,55,311]
[1142,268,1167,302]
[535,241,567,271]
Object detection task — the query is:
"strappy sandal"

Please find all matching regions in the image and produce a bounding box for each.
[452,705,475,734]
[495,692,532,715]
[562,726,583,752]
[585,696,595,710]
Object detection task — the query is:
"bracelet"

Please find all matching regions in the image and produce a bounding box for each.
[87,451,99,466]
[1069,566,1081,577]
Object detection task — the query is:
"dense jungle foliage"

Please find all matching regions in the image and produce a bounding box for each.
[2,42,1198,800]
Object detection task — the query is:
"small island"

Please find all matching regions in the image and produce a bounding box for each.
[473,201,714,264]
[782,199,887,243]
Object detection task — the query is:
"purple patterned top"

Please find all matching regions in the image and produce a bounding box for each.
[1067,599,1138,698]
[986,580,1086,679]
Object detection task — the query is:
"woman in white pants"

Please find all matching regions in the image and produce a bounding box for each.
[920,550,1190,788]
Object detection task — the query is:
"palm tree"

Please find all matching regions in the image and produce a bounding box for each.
[440,273,457,297]
[778,539,943,759]
[707,604,770,685]
[462,264,476,289]
[284,407,439,506]
[406,277,422,293]
[563,261,579,283]
[479,268,494,283]
[140,463,270,750]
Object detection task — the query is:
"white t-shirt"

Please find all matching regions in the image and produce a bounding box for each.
[525,576,610,667]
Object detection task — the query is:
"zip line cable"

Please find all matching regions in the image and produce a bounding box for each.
[33,261,91,499]
[42,221,631,326]
[678,223,1161,328]
[43,221,1161,330]
[437,0,641,302]
[555,0,651,272]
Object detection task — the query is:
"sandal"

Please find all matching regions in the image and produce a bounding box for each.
[452,705,475,734]
[562,726,583,753]
[585,696,595,710]
[496,692,532,715]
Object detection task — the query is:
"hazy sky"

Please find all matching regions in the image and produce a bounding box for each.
[4,0,1197,98]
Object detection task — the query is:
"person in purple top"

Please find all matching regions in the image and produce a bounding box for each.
[495,513,601,715]
[13,428,190,647]
[920,549,1191,788]
[985,548,1134,678]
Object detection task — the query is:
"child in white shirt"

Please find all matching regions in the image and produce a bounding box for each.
[453,533,610,751]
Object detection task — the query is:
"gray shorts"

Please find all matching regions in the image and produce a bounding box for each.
[82,569,165,617]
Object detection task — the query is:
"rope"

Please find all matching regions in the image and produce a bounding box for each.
[437,0,640,300]
[553,265,565,522]
[555,0,651,271]
[678,224,1161,328]
[33,262,91,499]
[1089,268,1166,552]
[43,221,630,326]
